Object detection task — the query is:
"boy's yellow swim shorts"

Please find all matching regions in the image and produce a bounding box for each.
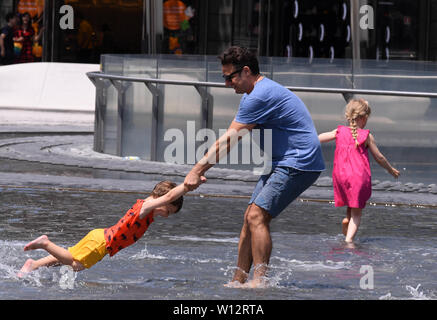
[68,229,108,269]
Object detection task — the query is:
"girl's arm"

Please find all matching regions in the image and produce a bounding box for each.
[318,129,337,143]
[367,134,400,178]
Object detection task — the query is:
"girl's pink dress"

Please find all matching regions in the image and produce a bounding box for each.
[333,125,371,209]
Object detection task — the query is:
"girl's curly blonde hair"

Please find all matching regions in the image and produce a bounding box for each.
[345,98,371,148]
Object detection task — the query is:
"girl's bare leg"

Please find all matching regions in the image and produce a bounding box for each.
[345,208,362,242]
[342,207,352,236]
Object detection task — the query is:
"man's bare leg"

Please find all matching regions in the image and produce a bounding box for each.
[246,204,272,287]
[229,206,253,285]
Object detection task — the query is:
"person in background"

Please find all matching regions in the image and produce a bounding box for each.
[13,12,35,63]
[163,0,194,54]
[0,12,19,65]
[75,11,95,63]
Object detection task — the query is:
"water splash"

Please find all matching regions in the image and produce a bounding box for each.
[129,245,167,260]
[221,263,293,289]
[274,256,351,271]
[379,284,433,300]
[405,284,431,300]
[166,235,239,244]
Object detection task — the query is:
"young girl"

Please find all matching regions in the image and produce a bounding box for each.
[318,98,400,243]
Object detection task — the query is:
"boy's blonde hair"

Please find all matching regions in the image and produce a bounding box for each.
[345,98,371,148]
[151,180,184,213]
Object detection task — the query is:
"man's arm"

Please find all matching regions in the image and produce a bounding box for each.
[184,120,256,190]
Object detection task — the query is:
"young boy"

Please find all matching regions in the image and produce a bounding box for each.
[19,180,202,274]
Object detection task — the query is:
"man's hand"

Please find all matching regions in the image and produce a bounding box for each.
[184,171,207,191]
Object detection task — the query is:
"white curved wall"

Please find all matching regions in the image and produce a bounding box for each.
[0,62,99,130]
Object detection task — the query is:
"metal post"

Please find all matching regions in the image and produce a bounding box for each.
[144,82,161,161]
[89,77,102,153]
[145,0,157,54]
[350,0,361,90]
[141,0,147,53]
[194,85,213,129]
[42,0,51,62]
[110,80,130,156]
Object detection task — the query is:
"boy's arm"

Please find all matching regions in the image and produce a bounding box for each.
[139,184,188,219]
[367,134,400,178]
[318,129,337,143]
[139,179,204,219]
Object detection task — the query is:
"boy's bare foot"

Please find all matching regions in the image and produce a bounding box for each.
[24,235,49,251]
[18,258,36,277]
[342,218,349,236]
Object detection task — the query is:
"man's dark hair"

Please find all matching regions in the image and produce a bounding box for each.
[151,180,184,213]
[218,46,260,75]
[5,12,15,22]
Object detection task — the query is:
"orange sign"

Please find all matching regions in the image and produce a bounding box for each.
[17,0,44,18]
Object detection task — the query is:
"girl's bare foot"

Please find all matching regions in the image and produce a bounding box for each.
[342,218,349,236]
[24,235,49,251]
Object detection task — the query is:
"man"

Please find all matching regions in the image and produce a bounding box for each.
[184,46,325,287]
[0,12,18,65]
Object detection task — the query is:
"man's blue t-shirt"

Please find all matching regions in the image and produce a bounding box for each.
[235,77,325,171]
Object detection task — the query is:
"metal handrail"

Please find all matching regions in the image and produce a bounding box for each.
[86,70,437,160]
[87,71,437,99]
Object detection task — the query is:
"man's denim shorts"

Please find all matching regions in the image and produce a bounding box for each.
[249,166,321,218]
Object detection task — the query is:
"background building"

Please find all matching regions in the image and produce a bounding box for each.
[1,0,437,63]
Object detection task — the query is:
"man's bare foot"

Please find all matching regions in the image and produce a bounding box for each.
[245,278,268,288]
[224,278,268,289]
[17,258,36,277]
[224,280,245,288]
[24,235,49,251]
[342,218,349,236]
